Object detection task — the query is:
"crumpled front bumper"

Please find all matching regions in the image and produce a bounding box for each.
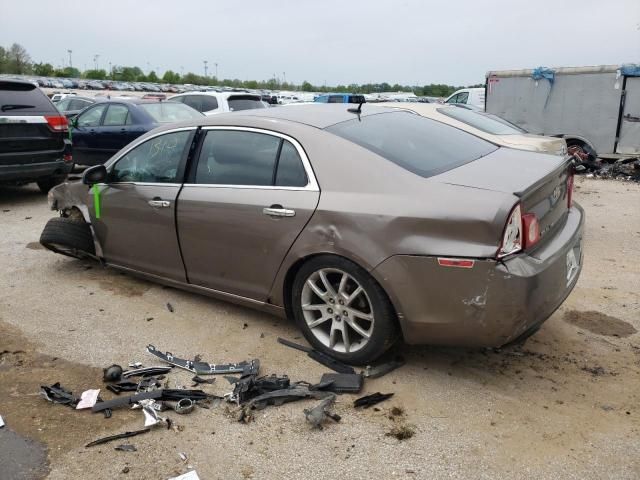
[372,203,585,347]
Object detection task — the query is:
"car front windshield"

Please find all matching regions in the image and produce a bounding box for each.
[437,106,526,135]
[139,102,203,123]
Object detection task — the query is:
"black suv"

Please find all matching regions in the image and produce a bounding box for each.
[1,80,73,192]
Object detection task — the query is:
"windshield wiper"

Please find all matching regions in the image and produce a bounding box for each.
[1,104,36,112]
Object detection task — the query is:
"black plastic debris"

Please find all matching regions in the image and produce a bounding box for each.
[103,364,123,382]
[277,337,356,374]
[85,428,151,447]
[304,395,341,429]
[191,375,215,387]
[40,383,79,408]
[147,345,259,376]
[93,390,163,412]
[354,392,394,408]
[227,373,291,405]
[362,356,405,379]
[318,373,363,393]
[114,444,137,452]
[166,302,174,312]
[122,366,173,378]
[106,381,140,395]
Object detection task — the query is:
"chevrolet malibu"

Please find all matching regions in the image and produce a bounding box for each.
[41,105,584,364]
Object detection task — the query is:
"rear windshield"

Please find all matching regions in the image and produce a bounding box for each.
[0,81,56,114]
[437,106,525,135]
[139,102,203,123]
[227,95,266,111]
[325,111,498,178]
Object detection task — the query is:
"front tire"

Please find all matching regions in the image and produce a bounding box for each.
[40,217,95,259]
[291,255,397,365]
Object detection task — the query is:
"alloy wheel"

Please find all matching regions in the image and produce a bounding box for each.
[301,268,375,353]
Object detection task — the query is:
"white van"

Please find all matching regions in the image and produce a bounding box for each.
[444,87,485,110]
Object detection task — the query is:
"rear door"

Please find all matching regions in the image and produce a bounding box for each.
[616,77,640,155]
[90,128,196,280]
[177,127,320,301]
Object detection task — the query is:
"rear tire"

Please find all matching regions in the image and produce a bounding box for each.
[37,175,66,194]
[291,255,398,365]
[40,217,95,259]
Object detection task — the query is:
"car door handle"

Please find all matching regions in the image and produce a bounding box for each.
[263,206,295,217]
[148,199,171,208]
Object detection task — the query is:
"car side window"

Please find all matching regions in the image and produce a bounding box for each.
[195,130,280,186]
[183,95,204,112]
[328,95,344,103]
[77,104,107,127]
[103,104,131,126]
[446,93,458,104]
[456,92,469,104]
[110,130,192,183]
[170,96,185,103]
[202,96,218,111]
[275,141,308,187]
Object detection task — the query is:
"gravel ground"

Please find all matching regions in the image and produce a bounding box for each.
[0,177,639,480]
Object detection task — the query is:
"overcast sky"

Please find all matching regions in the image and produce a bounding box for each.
[1,0,639,86]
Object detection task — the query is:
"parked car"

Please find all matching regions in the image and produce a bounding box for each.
[168,92,266,114]
[55,96,96,119]
[444,87,485,109]
[70,99,203,166]
[86,80,105,90]
[377,102,568,156]
[0,79,73,192]
[43,104,583,364]
[314,93,366,104]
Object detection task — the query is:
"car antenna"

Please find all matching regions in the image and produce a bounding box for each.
[347,101,363,114]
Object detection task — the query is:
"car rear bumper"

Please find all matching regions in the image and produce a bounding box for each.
[0,159,73,182]
[373,203,585,347]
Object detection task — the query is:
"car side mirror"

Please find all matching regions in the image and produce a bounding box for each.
[82,165,107,185]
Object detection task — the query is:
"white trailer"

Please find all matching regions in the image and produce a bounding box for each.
[485,64,640,158]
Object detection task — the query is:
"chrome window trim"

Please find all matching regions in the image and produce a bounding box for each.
[187,126,320,192]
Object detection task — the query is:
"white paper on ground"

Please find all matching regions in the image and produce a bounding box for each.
[168,471,200,480]
[76,389,100,409]
[0,414,4,428]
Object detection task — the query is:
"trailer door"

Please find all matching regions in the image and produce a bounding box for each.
[617,77,640,155]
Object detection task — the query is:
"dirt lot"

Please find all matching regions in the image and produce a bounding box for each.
[0,177,639,479]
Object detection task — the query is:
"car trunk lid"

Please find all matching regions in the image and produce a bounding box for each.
[435,147,572,246]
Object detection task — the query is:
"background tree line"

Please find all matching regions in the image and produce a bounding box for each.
[0,43,481,96]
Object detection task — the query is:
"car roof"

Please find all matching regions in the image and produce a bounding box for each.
[170,91,261,100]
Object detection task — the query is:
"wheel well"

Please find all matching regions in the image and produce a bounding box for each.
[282,253,402,333]
[61,206,86,223]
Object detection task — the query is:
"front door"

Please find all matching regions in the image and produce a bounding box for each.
[72,103,107,166]
[616,77,640,155]
[89,128,196,281]
[177,128,320,301]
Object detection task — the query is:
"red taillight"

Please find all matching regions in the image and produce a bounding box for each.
[44,115,69,132]
[437,258,475,269]
[522,213,540,248]
[63,153,73,163]
[567,172,574,208]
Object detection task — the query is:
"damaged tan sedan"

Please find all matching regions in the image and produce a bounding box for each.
[42,105,584,364]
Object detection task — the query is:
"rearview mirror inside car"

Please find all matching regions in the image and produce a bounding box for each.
[82,165,107,185]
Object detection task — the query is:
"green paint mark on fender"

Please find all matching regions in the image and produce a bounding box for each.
[92,184,101,219]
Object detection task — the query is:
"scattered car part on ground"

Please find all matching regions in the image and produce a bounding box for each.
[362,356,406,379]
[226,373,291,405]
[146,345,259,376]
[168,470,200,480]
[76,389,101,409]
[238,385,334,423]
[1,79,73,192]
[174,398,195,415]
[318,373,363,393]
[121,365,173,378]
[114,444,137,452]
[40,383,79,408]
[354,392,394,408]
[85,428,151,448]
[304,395,341,429]
[277,337,356,373]
[103,364,123,382]
[191,375,215,386]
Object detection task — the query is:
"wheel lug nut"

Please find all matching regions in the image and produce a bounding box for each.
[328,308,333,314]
[329,298,334,304]
[338,299,344,305]
[343,311,348,316]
